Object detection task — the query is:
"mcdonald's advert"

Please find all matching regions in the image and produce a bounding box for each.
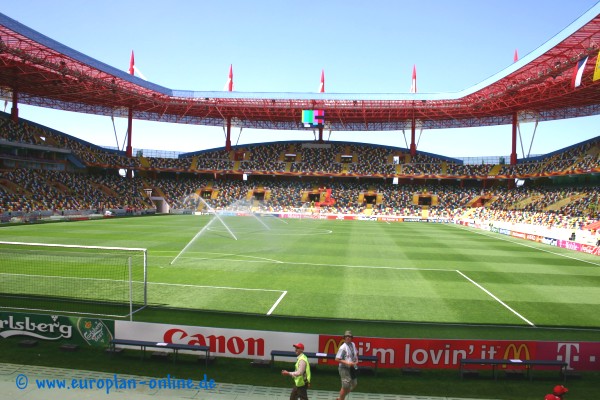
[318,336,600,370]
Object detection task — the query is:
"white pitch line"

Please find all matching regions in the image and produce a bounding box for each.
[149,281,284,292]
[456,270,535,327]
[154,251,284,264]
[454,224,600,267]
[267,290,287,316]
[280,261,449,272]
[206,227,333,236]
[152,251,449,272]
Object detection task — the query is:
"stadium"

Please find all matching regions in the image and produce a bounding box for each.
[1,2,600,400]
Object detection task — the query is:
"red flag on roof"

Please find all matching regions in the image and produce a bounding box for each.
[129,51,135,75]
[410,65,417,93]
[514,49,519,62]
[319,69,325,93]
[225,64,234,91]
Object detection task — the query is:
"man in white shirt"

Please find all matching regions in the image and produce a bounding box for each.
[335,330,358,400]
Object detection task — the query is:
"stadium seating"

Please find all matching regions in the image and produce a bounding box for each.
[1,113,598,232]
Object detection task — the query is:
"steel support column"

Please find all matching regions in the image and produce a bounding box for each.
[126,107,133,178]
[10,90,18,122]
[225,117,232,151]
[510,112,518,165]
[410,116,417,156]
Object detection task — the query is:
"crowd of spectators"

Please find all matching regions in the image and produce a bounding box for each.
[497,162,540,176]
[1,114,599,231]
[0,165,598,231]
[445,163,491,176]
[146,156,191,170]
[3,113,599,178]
[498,138,600,176]
[0,116,142,169]
[0,168,151,214]
[350,145,397,175]
[237,143,287,173]
[0,118,48,146]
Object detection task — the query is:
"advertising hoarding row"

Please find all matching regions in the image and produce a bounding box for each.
[110,320,599,371]
[0,312,113,347]
[484,225,600,256]
[2,313,598,371]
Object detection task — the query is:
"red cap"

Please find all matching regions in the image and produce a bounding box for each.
[293,343,304,350]
[553,385,568,395]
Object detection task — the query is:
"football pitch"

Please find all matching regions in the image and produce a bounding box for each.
[1,214,600,329]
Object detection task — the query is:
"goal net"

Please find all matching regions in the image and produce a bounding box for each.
[0,241,147,319]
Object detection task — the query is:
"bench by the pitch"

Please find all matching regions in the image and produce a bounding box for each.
[459,358,568,382]
[110,339,211,367]
[270,350,378,374]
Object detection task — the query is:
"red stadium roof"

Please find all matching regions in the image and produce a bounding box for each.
[0,6,600,132]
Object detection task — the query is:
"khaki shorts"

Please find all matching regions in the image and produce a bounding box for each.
[339,366,357,390]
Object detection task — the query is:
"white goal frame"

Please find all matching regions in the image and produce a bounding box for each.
[0,241,148,320]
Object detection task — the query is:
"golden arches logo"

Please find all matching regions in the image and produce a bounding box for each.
[322,338,344,355]
[502,343,531,368]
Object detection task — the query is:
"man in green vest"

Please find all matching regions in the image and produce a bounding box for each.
[281,342,311,400]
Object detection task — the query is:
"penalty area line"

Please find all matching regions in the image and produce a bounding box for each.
[267,291,287,316]
[455,270,535,327]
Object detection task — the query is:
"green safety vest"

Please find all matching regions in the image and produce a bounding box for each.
[294,353,311,387]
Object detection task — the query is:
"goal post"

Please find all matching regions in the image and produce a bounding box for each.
[0,241,147,320]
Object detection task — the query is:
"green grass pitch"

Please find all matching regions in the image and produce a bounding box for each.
[1,214,599,328]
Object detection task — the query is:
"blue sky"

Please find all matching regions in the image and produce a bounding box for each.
[2,0,600,159]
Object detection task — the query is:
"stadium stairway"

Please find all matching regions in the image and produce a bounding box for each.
[456,208,476,219]
[92,182,119,198]
[47,180,72,195]
[544,192,587,212]
[0,179,29,196]
[0,363,497,400]
[189,156,199,170]
[138,155,151,168]
[510,194,543,210]
[487,164,502,176]
[586,144,600,158]
[66,154,86,169]
[153,186,168,198]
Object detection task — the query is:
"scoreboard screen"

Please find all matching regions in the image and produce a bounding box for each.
[302,110,324,127]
